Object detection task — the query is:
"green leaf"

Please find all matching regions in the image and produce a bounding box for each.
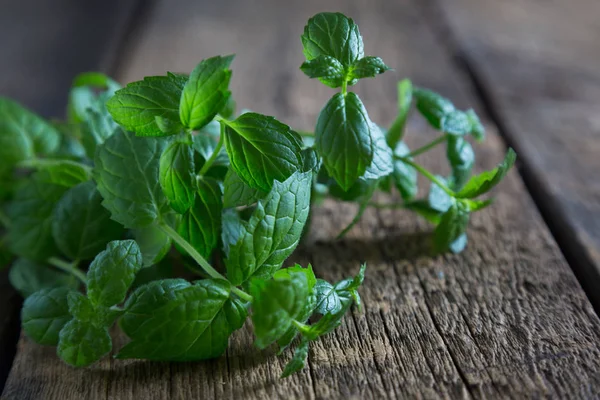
[9,258,78,298]
[428,177,453,213]
[466,198,493,212]
[315,92,374,191]
[57,318,111,367]
[79,91,120,158]
[301,147,320,173]
[220,96,236,119]
[223,167,266,208]
[456,148,516,198]
[281,338,310,378]
[223,112,303,192]
[446,136,474,190]
[250,271,309,349]
[221,209,244,255]
[404,200,443,225]
[314,279,342,315]
[273,264,317,291]
[434,201,470,252]
[106,73,187,136]
[296,299,352,340]
[302,12,364,67]
[362,124,393,181]
[449,233,468,254]
[0,98,61,174]
[23,160,90,188]
[392,142,417,201]
[68,72,120,124]
[179,55,233,130]
[86,240,143,307]
[176,177,222,259]
[52,181,124,260]
[94,129,170,229]
[300,56,346,88]
[466,109,485,142]
[349,56,390,80]
[386,79,413,148]
[159,141,196,214]
[118,279,246,361]
[441,110,471,136]
[225,171,312,285]
[133,223,173,267]
[7,173,70,260]
[67,292,95,323]
[21,287,72,345]
[192,121,229,167]
[413,88,455,130]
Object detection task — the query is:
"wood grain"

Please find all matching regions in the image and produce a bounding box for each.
[437,0,600,307]
[3,0,600,398]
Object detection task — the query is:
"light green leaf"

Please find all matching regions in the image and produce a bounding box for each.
[21,287,72,345]
[456,148,516,199]
[446,136,474,190]
[118,279,246,361]
[192,121,229,166]
[300,55,346,88]
[179,55,233,130]
[302,12,364,66]
[176,177,222,259]
[94,129,170,229]
[449,233,468,254]
[81,93,120,158]
[466,109,485,142]
[133,222,173,267]
[57,318,111,367]
[250,271,309,349]
[314,279,342,315]
[281,338,310,378]
[441,110,471,136]
[386,79,413,148]
[106,73,187,136]
[86,240,143,307]
[392,141,417,201]
[315,92,374,191]
[349,56,390,80]
[404,200,443,225]
[434,201,470,252]
[428,177,453,213]
[362,123,393,181]
[159,141,195,214]
[52,181,124,260]
[9,258,78,298]
[225,171,312,285]
[223,167,266,208]
[0,98,61,174]
[22,159,91,188]
[223,112,303,192]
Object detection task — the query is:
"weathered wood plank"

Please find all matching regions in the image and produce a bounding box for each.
[0,0,145,392]
[4,0,600,398]
[437,0,600,306]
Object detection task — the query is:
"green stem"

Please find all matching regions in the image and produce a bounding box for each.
[297,131,314,137]
[159,223,253,303]
[341,80,348,96]
[367,202,405,210]
[198,124,224,176]
[395,156,455,197]
[47,257,86,284]
[406,134,448,158]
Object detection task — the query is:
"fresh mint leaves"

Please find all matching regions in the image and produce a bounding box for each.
[0,11,515,378]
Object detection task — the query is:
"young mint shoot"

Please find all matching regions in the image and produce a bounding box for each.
[0,11,515,378]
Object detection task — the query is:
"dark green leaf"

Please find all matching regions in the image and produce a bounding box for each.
[220,96,236,119]
[413,88,455,130]
[250,271,309,349]
[434,201,470,252]
[67,292,95,323]
[296,298,352,340]
[177,177,222,259]
[118,279,246,361]
[386,79,413,148]
[446,136,474,190]
[80,92,120,157]
[404,200,443,225]
[362,124,393,181]
[441,110,471,136]
[281,338,310,378]
[315,92,374,191]
[86,240,143,307]
[300,55,346,88]
[57,318,111,367]
[302,12,364,66]
[223,167,266,208]
[456,148,516,199]
[392,141,417,200]
[133,223,173,267]
[52,181,124,260]
[9,258,78,298]
[23,160,90,188]
[179,55,233,130]
[349,56,390,80]
[225,172,312,285]
[301,147,320,173]
[159,141,196,214]
[0,98,61,175]
[21,287,72,345]
[94,129,170,229]
[223,113,303,192]
[106,73,186,136]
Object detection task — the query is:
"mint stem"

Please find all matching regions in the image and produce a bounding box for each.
[47,257,86,284]
[405,134,448,157]
[341,80,348,96]
[395,156,455,197]
[198,125,225,176]
[159,223,253,302]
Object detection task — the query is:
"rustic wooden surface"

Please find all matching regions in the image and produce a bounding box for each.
[438,0,600,306]
[3,0,600,398]
[0,0,143,390]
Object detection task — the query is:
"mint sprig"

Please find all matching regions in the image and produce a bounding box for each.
[0,11,515,378]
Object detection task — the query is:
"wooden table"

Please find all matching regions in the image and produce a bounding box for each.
[2,0,600,398]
